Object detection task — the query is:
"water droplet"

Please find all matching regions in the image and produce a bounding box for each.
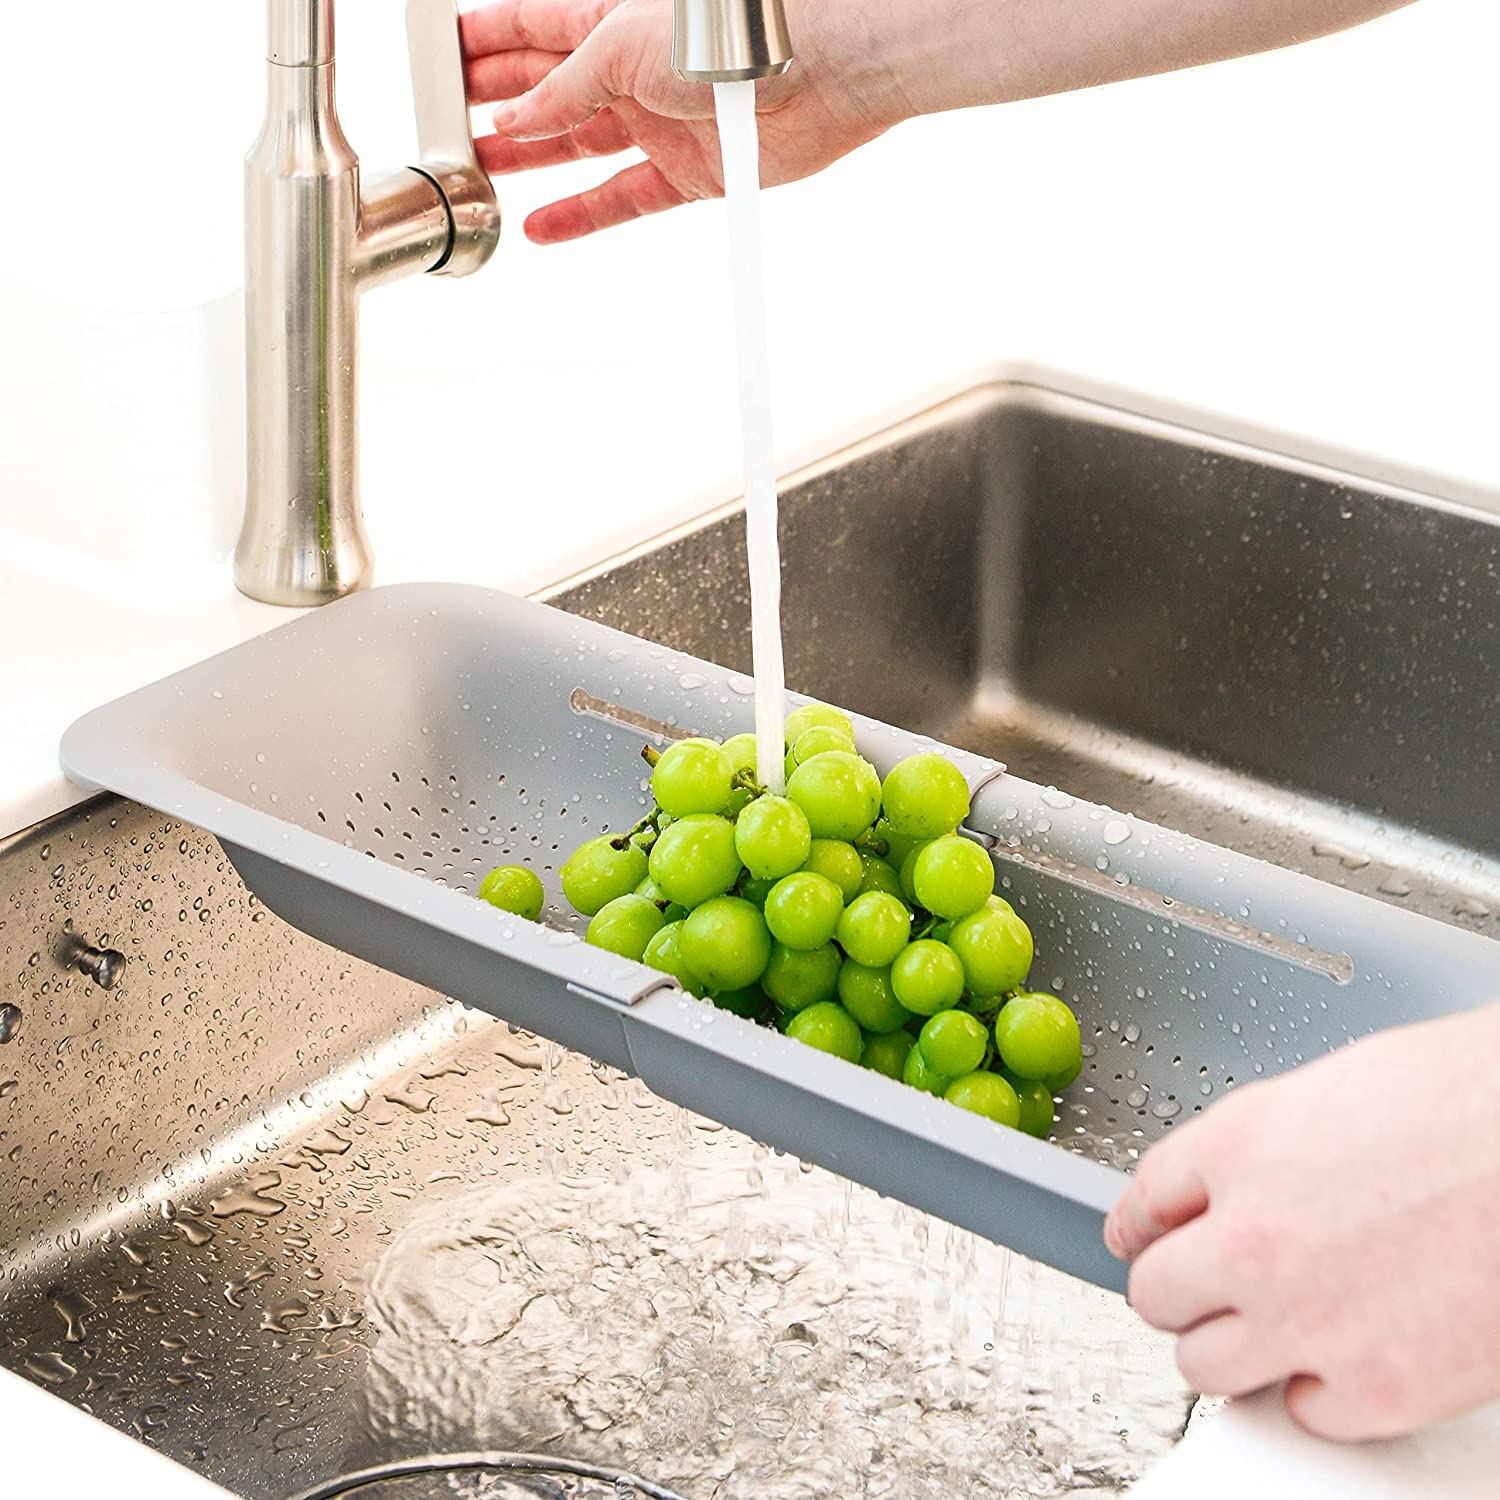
[48,1288,95,1343]
[208,1171,287,1219]
[24,1352,77,1385]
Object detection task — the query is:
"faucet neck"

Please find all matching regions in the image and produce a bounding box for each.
[268,0,334,67]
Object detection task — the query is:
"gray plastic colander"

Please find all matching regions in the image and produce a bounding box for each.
[59,583,1500,1292]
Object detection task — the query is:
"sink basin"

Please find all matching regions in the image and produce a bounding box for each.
[556,381,1500,931]
[5,377,1497,1498]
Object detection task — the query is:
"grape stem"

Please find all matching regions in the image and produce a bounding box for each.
[615,806,667,854]
[639,744,663,768]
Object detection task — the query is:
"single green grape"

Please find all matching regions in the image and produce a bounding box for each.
[762,941,841,1011]
[647,814,742,909]
[881,753,972,839]
[681,896,772,992]
[902,1042,952,1097]
[918,1009,988,1076]
[560,836,649,917]
[993,993,1082,1082]
[898,841,935,905]
[784,702,854,747]
[856,850,903,900]
[837,960,912,1034]
[652,737,733,817]
[944,1072,1021,1127]
[803,839,864,903]
[786,751,883,841]
[1044,1054,1084,1093]
[737,870,778,906]
[784,1001,863,1063]
[784,724,857,781]
[763,871,845,951]
[912,836,995,921]
[642,920,704,994]
[890,939,967,1016]
[586,893,667,961]
[712,985,771,1020]
[873,818,924,871]
[836,891,912,968]
[947,904,1034,997]
[861,1030,914,1080]
[721,732,759,777]
[1005,1073,1056,1138]
[478,864,544,921]
[734,794,812,881]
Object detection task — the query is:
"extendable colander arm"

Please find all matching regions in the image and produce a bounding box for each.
[237,0,501,608]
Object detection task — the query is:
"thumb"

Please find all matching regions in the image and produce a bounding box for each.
[492,29,621,140]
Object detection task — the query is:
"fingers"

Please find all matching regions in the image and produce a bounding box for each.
[491,28,620,140]
[524,161,690,243]
[1175,1313,1290,1398]
[466,47,564,105]
[1104,1129,1211,1261]
[460,0,615,58]
[1127,1218,1232,1333]
[475,111,634,176]
[1285,1367,1427,1443]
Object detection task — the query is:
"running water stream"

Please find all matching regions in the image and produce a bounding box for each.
[713,80,787,794]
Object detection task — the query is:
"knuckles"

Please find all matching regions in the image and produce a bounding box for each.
[1173,1335,1226,1395]
[1218,1213,1284,1286]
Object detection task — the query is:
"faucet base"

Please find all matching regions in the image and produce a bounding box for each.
[233,526,375,608]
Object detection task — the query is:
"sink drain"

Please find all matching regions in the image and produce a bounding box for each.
[289,1452,688,1500]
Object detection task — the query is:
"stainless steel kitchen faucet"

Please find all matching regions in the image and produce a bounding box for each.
[235,0,500,607]
[672,0,793,81]
[236,0,792,607]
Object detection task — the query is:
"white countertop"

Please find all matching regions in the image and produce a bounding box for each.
[1,1366,231,1499]
[5,0,1500,1493]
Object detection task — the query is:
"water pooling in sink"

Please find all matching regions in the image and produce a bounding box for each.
[327,1038,1187,1500]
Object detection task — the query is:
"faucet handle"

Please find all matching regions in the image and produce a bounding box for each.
[406,0,500,277]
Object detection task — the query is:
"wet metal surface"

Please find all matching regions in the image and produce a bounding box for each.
[6,380,1497,1495]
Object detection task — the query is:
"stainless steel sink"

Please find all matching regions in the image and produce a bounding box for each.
[5,378,1497,1498]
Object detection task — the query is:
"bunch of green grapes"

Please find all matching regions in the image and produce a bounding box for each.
[479,703,1084,1138]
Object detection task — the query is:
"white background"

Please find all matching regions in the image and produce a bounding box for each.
[3,1,1500,1493]
[2,0,1497,580]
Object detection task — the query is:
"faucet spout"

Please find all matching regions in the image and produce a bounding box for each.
[672,0,794,83]
[235,0,500,608]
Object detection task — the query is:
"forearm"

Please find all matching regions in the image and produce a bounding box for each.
[856,0,1419,123]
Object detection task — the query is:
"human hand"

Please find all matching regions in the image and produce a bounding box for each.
[1105,1005,1500,1440]
[460,0,908,242]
